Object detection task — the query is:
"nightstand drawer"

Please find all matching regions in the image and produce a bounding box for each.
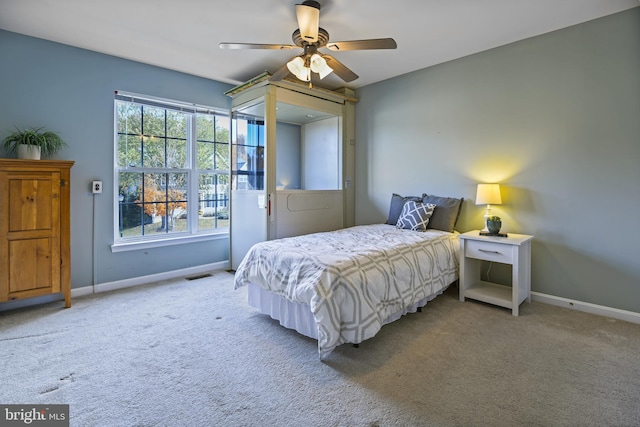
[465,240,513,263]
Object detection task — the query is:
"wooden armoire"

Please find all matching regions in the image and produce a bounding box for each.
[0,159,74,308]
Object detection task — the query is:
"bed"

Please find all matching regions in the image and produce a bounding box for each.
[234,192,463,359]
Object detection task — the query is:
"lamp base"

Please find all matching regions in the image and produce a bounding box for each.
[481,207,491,232]
[479,231,508,237]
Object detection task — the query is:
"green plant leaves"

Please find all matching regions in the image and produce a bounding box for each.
[2,126,67,157]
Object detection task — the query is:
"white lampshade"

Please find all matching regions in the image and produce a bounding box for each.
[309,54,333,79]
[475,183,502,205]
[287,57,310,82]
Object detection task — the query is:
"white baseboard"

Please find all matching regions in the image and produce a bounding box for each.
[72,286,94,298]
[72,261,229,297]
[14,268,638,327]
[531,292,640,325]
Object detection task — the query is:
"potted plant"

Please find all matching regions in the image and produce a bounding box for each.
[487,215,502,234]
[1,127,67,160]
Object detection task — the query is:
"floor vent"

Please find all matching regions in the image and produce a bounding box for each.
[185,273,213,281]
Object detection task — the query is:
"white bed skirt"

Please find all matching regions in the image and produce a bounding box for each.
[247,282,448,342]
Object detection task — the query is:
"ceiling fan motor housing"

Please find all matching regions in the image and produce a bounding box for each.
[292,28,330,48]
[300,1,320,9]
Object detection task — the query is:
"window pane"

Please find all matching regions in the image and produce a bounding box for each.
[197,140,215,170]
[142,136,165,168]
[118,172,148,238]
[217,173,229,225]
[166,110,187,139]
[167,137,187,168]
[215,115,230,142]
[216,142,229,170]
[118,134,142,168]
[246,121,264,147]
[199,173,229,231]
[231,115,264,190]
[117,102,142,135]
[143,106,166,137]
[196,114,215,141]
[167,173,188,233]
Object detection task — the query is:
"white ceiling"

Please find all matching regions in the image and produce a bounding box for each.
[0,0,637,91]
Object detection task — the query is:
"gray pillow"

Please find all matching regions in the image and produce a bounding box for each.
[396,201,436,231]
[422,194,464,232]
[386,193,422,225]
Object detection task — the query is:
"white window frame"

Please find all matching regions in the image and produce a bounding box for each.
[111,91,229,252]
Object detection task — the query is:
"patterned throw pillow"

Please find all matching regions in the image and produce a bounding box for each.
[396,201,436,231]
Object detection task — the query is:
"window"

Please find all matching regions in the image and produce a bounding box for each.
[114,92,229,247]
[231,114,265,191]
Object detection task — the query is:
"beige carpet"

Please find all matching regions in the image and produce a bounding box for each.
[1,271,639,426]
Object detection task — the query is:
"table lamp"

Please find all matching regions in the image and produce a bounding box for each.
[475,183,502,232]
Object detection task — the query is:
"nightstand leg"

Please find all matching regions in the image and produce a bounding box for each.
[525,243,532,303]
[512,252,519,317]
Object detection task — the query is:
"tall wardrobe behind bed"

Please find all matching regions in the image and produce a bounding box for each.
[226,73,358,269]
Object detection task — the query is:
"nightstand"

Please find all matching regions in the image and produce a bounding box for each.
[459,230,534,316]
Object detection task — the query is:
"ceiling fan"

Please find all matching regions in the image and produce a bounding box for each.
[219,0,397,86]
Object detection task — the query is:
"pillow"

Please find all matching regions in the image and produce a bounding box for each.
[396,201,436,231]
[386,193,423,225]
[422,194,464,233]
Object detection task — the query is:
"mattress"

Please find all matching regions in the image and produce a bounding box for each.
[234,224,460,358]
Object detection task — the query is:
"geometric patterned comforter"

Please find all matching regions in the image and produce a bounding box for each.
[233,224,460,359]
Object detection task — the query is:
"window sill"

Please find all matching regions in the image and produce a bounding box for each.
[111,231,228,253]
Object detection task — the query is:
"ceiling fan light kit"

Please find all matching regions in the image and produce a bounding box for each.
[310,54,332,79]
[220,0,397,88]
[287,56,311,81]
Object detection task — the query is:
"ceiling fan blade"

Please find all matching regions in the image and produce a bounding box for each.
[295,1,320,43]
[219,42,296,50]
[323,55,359,82]
[326,38,397,51]
[270,62,292,82]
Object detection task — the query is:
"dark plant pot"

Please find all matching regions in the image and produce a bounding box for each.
[487,220,502,234]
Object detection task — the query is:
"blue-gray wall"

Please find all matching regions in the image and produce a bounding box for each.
[355,9,640,313]
[0,30,233,288]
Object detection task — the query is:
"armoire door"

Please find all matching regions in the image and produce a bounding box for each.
[0,170,61,302]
